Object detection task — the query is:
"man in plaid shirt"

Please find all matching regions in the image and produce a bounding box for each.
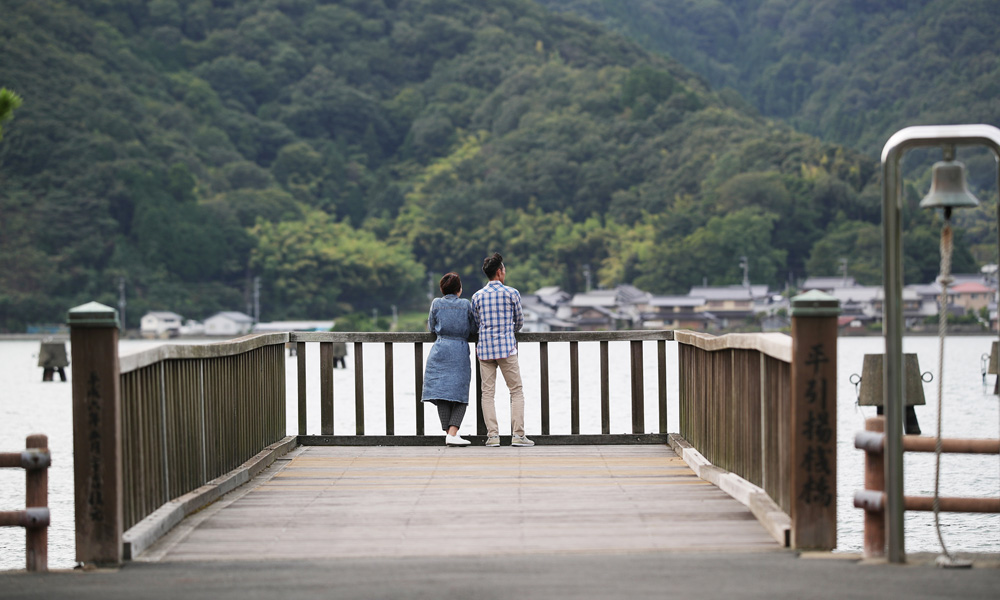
[471,252,533,447]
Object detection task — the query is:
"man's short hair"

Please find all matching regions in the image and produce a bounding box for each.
[439,272,462,296]
[482,252,504,279]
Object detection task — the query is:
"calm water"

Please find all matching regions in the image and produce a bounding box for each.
[1,336,997,570]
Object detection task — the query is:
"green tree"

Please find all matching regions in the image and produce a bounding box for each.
[0,87,22,140]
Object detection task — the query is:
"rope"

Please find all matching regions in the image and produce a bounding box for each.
[933,219,962,566]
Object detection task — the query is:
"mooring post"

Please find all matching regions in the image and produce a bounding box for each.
[68,301,123,566]
[789,290,840,550]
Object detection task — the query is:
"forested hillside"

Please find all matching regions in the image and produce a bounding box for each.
[538,0,1000,156]
[0,0,977,331]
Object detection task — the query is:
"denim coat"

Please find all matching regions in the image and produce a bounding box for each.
[421,295,476,404]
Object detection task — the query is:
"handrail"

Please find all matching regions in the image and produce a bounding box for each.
[120,332,289,373]
[118,337,286,531]
[675,331,793,514]
[672,330,791,362]
[0,434,50,572]
[292,329,674,439]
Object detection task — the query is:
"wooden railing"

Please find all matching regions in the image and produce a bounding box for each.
[675,331,793,513]
[854,416,1000,557]
[290,330,674,441]
[0,434,50,572]
[118,334,287,530]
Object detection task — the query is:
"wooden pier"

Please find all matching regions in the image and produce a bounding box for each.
[62,295,843,568]
[141,444,778,562]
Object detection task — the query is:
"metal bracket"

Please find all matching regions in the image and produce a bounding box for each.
[854,431,885,453]
[21,449,51,470]
[853,490,885,513]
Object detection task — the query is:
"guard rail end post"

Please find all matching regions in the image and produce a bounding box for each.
[68,301,123,567]
[789,291,840,550]
[863,416,886,558]
[25,433,49,572]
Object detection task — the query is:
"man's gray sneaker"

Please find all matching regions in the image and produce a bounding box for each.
[485,435,500,447]
[511,435,534,447]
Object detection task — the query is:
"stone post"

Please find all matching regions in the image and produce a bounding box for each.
[68,302,123,566]
[789,290,840,550]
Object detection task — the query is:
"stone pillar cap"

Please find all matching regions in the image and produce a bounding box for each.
[791,290,841,317]
[67,301,120,328]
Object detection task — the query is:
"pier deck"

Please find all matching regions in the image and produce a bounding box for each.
[142,444,778,562]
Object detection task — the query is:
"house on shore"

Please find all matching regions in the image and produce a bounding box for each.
[140,311,183,339]
[204,311,255,336]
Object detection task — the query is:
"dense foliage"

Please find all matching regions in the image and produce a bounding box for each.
[0,0,981,331]
[538,0,1000,156]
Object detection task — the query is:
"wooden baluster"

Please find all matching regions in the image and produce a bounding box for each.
[414,343,424,436]
[630,340,644,434]
[320,342,334,436]
[540,342,550,436]
[570,341,580,435]
[297,341,307,435]
[354,342,365,436]
[600,341,610,435]
[384,343,394,436]
[658,339,667,434]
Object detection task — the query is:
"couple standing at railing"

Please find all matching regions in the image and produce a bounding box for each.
[422,252,534,447]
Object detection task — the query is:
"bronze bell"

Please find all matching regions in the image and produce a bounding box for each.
[919,160,980,210]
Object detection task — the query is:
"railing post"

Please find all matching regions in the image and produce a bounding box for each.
[25,433,48,572]
[789,291,840,550]
[68,301,123,566]
[863,417,886,557]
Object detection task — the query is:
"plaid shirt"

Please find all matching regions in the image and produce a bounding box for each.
[471,281,523,360]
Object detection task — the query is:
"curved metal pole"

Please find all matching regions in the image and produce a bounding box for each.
[880,124,1000,564]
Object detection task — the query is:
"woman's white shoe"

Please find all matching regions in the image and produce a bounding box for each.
[445,434,471,446]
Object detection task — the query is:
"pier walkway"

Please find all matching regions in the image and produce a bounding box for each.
[4,445,999,599]
[141,444,778,561]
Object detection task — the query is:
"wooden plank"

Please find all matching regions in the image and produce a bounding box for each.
[148,445,778,562]
[298,434,671,446]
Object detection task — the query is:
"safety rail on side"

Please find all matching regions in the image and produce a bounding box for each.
[0,434,50,572]
[674,291,841,551]
[290,330,674,443]
[69,300,292,567]
[853,416,1000,557]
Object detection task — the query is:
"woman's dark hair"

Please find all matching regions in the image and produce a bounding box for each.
[439,272,462,295]
[482,252,504,279]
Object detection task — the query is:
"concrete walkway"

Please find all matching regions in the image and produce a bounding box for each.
[3,551,999,599]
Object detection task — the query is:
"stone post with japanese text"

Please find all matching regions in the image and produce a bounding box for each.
[68,302,123,566]
[789,290,839,550]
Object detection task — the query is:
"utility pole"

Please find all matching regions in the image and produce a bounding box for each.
[391,304,398,331]
[253,276,261,323]
[740,255,750,290]
[118,277,126,333]
[840,257,849,287]
[583,264,592,292]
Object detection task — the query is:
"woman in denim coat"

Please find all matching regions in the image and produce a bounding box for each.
[422,272,476,445]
